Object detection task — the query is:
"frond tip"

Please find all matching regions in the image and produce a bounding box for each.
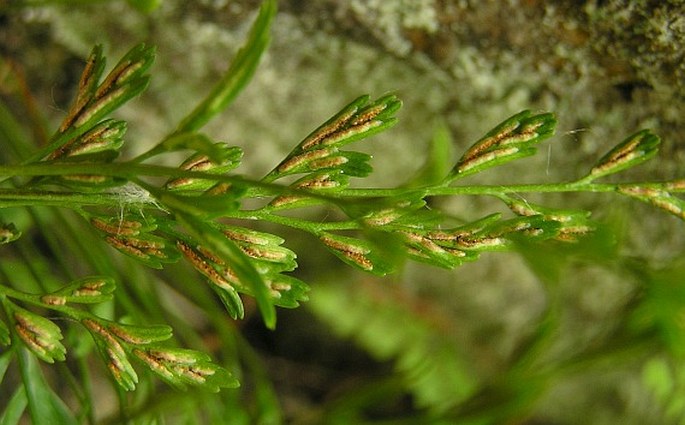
[448,110,557,180]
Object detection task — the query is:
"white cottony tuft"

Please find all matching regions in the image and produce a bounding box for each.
[107,183,168,215]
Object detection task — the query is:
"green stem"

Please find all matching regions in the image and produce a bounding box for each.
[339,181,619,198]
[129,144,165,164]
[0,189,118,208]
[231,209,361,234]
[0,163,285,195]
[1,163,682,226]
[0,284,88,320]
[3,162,682,199]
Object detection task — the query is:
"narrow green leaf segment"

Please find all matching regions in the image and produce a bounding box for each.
[177,213,277,329]
[172,0,277,135]
[447,109,557,181]
[263,94,401,183]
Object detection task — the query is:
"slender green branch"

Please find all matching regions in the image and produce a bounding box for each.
[0,163,287,196]
[129,144,166,164]
[170,0,276,135]
[0,284,88,321]
[230,209,362,234]
[341,180,685,198]
[0,189,117,208]
[2,162,681,220]
[3,163,682,199]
